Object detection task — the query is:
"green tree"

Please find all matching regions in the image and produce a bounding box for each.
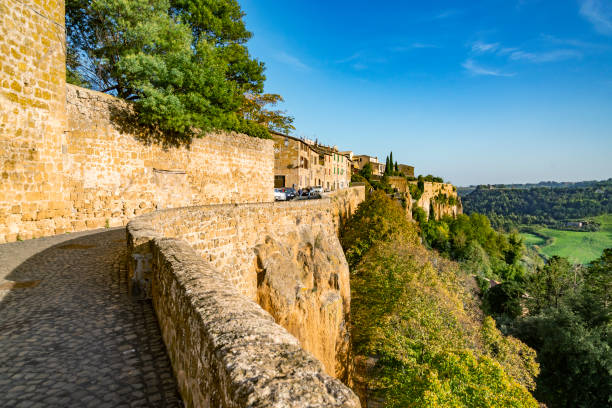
[238,93,294,134]
[344,194,539,407]
[512,307,611,408]
[66,0,279,142]
[359,162,373,181]
[484,281,524,319]
[527,256,577,312]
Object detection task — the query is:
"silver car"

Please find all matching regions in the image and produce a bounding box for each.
[274,188,287,201]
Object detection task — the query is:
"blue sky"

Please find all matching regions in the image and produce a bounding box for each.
[240,0,612,186]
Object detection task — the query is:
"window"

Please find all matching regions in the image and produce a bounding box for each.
[274,175,286,188]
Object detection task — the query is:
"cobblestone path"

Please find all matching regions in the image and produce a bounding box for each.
[0,228,182,407]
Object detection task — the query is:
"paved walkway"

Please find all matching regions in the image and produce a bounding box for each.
[0,228,182,407]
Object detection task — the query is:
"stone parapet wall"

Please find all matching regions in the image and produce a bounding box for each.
[146,236,360,408]
[126,186,365,382]
[0,84,274,243]
[323,185,366,233]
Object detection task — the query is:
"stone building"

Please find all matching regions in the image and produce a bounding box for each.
[354,155,385,177]
[398,164,415,178]
[271,131,351,190]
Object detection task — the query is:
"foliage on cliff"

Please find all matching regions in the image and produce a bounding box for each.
[415,211,526,282]
[487,251,612,408]
[342,192,539,407]
[65,0,291,142]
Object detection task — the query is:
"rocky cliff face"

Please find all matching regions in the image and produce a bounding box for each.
[254,221,352,383]
[416,182,462,220]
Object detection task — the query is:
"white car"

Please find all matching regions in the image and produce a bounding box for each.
[274,188,287,201]
[310,186,324,193]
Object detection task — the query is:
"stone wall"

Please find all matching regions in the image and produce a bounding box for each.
[0,0,69,243]
[323,185,366,234]
[414,181,462,220]
[64,85,273,226]
[145,236,360,407]
[127,186,366,381]
[0,83,274,243]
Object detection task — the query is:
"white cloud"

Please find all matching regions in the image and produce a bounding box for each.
[509,49,582,63]
[580,0,612,35]
[540,34,608,49]
[462,59,515,77]
[276,52,311,71]
[471,41,500,54]
[335,51,364,64]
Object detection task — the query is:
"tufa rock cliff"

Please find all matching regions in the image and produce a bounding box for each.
[254,219,352,383]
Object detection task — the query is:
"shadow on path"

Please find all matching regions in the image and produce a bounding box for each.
[0,228,181,407]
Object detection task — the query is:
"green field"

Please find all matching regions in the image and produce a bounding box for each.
[520,214,612,265]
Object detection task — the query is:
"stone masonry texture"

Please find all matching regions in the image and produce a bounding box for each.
[148,237,360,408]
[0,0,69,244]
[1,82,274,243]
[0,228,182,407]
[127,186,365,382]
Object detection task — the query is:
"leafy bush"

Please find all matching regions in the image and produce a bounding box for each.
[415,213,526,282]
[341,191,418,268]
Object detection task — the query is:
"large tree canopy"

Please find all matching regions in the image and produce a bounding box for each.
[66,0,291,142]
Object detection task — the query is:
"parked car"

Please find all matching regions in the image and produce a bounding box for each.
[274,188,287,201]
[297,191,322,200]
[310,186,324,193]
[281,187,296,200]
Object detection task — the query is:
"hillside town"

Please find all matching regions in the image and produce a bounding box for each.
[270,130,415,191]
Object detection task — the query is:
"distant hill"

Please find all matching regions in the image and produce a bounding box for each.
[457,179,608,197]
[461,179,612,229]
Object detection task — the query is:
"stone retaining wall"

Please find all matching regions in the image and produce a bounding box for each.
[126,187,365,387]
[147,236,360,408]
[127,191,365,407]
[0,83,274,243]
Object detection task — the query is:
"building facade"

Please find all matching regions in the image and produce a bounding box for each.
[271,132,352,190]
[354,155,385,177]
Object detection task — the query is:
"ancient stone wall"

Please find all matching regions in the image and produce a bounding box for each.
[323,185,366,234]
[145,236,360,407]
[0,83,274,243]
[127,186,366,381]
[0,0,69,243]
[414,181,462,220]
[63,85,273,227]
